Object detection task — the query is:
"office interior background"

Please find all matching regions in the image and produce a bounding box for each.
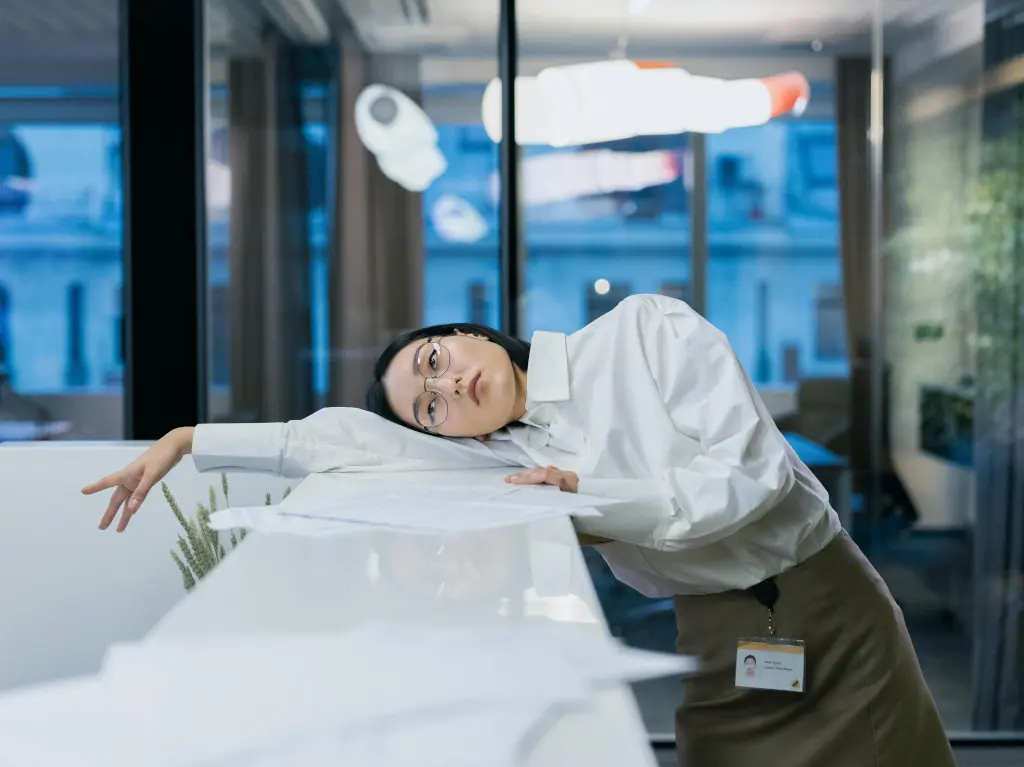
[1,0,1023,756]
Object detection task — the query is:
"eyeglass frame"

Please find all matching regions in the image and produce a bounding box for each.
[413,336,453,431]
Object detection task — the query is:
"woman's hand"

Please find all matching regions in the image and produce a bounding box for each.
[504,465,579,493]
[82,426,195,532]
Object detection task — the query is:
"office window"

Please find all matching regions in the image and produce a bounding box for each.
[65,283,88,387]
[520,132,691,338]
[585,281,631,324]
[1,1,124,436]
[814,284,846,360]
[468,282,488,325]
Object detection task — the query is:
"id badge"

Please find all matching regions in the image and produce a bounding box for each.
[735,638,805,692]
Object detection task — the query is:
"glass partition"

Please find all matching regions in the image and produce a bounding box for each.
[204,0,502,421]
[194,0,1024,745]
[882,0,1024,737]
[0,1,123,440]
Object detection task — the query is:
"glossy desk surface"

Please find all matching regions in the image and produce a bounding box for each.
[150,470,661,767]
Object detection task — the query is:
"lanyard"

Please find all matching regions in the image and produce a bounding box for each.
[748,577,779,637]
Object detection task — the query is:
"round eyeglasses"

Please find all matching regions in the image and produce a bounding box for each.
[413,338,451,430]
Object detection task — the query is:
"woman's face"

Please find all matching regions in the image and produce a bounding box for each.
[382,332,523,438]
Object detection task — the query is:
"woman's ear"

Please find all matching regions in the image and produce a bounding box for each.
[474,433,491,443]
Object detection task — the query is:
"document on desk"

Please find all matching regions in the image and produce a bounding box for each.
[210,483,606,536]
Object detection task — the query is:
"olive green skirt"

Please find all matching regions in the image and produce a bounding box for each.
[672,532,957,767]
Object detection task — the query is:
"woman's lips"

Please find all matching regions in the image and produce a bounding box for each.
[469,373,481,405]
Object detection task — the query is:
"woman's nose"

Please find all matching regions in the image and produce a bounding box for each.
[436,375,463,397]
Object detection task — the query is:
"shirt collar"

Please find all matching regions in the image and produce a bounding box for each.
[526,331,570,405]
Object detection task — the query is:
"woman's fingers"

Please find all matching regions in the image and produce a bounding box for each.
[504,466,578,493]
[99,484,130,531]
[81,471,124,496]
[117,471,159,532]
[505,467,552,485]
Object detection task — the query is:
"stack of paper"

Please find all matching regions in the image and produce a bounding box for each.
[0,623,694,767]
[209,483,610,537]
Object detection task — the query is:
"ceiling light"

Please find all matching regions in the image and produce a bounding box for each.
[594,279,611,295]
[355,85,447,192]
[482,60,810,146]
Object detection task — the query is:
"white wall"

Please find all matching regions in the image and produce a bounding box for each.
[0,443,288,692]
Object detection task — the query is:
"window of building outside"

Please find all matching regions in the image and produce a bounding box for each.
[659,282,692,304]
[105,283,123,386]
[814,283,846,360]
[468,282,488,325]
[65,283,88,388]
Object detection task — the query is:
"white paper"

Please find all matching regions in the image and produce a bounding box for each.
[93,629,589,766]
[211,483,603,537]
[0,624,691,767]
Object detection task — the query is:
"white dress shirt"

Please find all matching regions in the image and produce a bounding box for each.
[192,294,840,596]
[489,294,841,595]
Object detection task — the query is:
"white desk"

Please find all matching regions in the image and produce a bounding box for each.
[148,471,662,767]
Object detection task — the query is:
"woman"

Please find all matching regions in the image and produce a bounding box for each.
[84,294,955,766]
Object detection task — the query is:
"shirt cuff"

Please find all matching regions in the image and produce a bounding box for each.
[191,422,287,474]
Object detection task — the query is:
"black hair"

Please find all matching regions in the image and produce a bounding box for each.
[744,655,756,664]
[365,322,531,431]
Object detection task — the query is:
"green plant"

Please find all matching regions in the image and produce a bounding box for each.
[165,473,291,591]
[887,128,1024,433]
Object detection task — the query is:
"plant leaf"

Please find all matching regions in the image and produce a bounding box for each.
[162,483,190,534]
[170,549,196,591]
[185,519,213,577]
[177,535,202,579]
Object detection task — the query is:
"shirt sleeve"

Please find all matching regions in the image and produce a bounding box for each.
[190,410,364,478]
[191,407,520,478]
[574,295,795,551]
